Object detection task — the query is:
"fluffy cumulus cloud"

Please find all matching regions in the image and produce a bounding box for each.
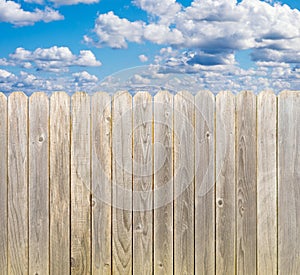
[73,71,98,83]
[0,68,17,82]
[95,63,300,95]
[84,11,145,48]
[139,54,148,62]
[0,0,63,26]
[0,69,102,94]
[133,0,181,23]
[81,0,300,93]
[85,0,300,65]
[0,46,101,72]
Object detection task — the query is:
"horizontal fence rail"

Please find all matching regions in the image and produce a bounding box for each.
[0,90,299,274]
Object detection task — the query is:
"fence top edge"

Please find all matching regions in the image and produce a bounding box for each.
[1,90,300,98]
[153,90,173,99]
[29,91,49,99]
[195,89,214,99]
[278,90,300,97]
[7,91,27,99]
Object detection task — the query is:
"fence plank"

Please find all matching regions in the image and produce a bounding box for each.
[174,91,194,275]
[133,92,153,274]
[29,93,49,275]
[278,91,300,274]
[0,93,7,274]
[112,91,132,274]
[257,91,277,275]
[236,91,257,275]
[195,90,215,274]
[154,91,173,275]
[50,92,70,274]
[216,91,235,275]
[71,92,91,274]
[91,92,112,274]
[8,92,28,274]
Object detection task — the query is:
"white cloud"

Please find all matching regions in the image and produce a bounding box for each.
[73,71,98,82]
[133,0,181,23]
[85,11,144,48]
[0,0,63,26]
[144,24,184,45]
[75,50,102,66]
[1,46,101,72]
[139,54,148,62]
[85,0,300,66]
[0,68,17,82]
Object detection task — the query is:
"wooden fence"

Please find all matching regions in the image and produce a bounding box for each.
[0,90,299,275]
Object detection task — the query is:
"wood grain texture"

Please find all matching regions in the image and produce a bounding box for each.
[133,92,153,275]
[0,93,7,274]
[257,91,277,275]
[8,92,28,275]
[154,91,173,275]
[195,90,215,275]
[278,91,300,274]
[91,92,112,274]
[71,92,91,274]
[112,91,132,275]
[236,91,257,275]
[29,92,49,275]
[50,92,70,274]
[174,91,194,275]
[216,91,235,275]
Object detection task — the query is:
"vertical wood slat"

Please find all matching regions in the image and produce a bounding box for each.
[216,91,235,275]
[0,93,7,274]
[71,92,91,274]
[112,91,132,274]
[8,92,28,274]
[91,92,112,274]
[174,91,194,275]
[278,91,300,274]
[154,91,173,275]
[50,92,70,274]
[29,93,50,275]
[257,91,277,275]
[133,92,153,275]
[195,90,215,275]
[236,91,257,275]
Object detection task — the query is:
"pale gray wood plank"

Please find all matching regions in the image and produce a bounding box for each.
[257,90,277,275]
[71,92,91,274]
[29,92,50,275]
[278,91,300,274]
[112,91,132,274]
[174,91,194,275]
[154,91,173,275]
[50,92,70,274]
[195,90,215,275]
[133,92,153,275]
[0,93,7,274]
[216,91,235,275]
[91,92,112,274]
[236,91,257,275]
[8,92,28,274]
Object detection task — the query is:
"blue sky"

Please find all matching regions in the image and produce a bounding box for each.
[1,0,300,94]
